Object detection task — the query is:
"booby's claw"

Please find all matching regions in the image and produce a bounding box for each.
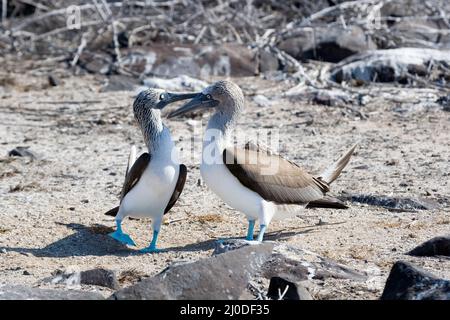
[108,231,136,247]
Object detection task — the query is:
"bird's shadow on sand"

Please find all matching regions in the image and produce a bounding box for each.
[0,223,133,258]
[0,223,320,257]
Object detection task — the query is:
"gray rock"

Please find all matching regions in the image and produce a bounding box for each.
[80,268,119,290]
[437,95,450,112]
[110,243,274,300]
[78,52,112,74]
[408,236,450,257]
[380,261,450,300]
[330,48,450,84]
[267,277,313,300]
[262,244,367,282]
[0,285,104,300]
[8,146,36,159]
[278,25,376,63]
[44,268,119,290]
[212,239,254,255]
[340,193,439,211]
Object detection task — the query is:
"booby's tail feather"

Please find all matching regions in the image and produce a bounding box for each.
[318,144,357,185]
[307,196,348,209]
[104,206,119,217]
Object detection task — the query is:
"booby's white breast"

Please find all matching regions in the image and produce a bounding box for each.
[119,128,180,219]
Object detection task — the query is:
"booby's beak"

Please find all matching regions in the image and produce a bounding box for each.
[155,92,198,109]
[167,93,219,118]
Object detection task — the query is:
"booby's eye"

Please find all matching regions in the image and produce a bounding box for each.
[206,94,212,100]
[159,93,165,100]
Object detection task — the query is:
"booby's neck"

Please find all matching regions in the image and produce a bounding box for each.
[136,109,165,154]
[204,108,239,153]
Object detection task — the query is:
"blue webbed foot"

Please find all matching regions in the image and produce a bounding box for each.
[139,246,163,254]
[139,230,161,253]
[109,230,136,246]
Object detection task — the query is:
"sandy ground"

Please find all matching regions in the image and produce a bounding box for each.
[0,68,449,299]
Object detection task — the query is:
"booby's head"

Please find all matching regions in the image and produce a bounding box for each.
[167,80,244,119]
[133,89,197,149]
[133,88,197,123]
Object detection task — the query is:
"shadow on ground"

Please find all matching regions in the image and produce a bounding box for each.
[0,222,326,257]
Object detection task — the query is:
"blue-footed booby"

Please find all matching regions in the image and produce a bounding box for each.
[168,80,356,242]
[104,89,196,253]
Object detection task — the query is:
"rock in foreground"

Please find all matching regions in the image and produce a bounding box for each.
[408,236,450,257]
[0,285,104,300]
[381,261,450,300]
[110,243,274,300]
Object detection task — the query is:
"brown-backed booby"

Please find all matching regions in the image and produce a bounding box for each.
[104,89,196,252]
[168,80,356,242]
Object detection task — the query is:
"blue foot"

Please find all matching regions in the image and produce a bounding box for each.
[109,231,136,246]
[139,230,161,253]
[139,246,162,254]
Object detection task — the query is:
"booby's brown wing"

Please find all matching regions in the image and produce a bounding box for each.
[224,147,329,204]
[120,152,151,202]
[104,152,151,216]
[164,164,187,214]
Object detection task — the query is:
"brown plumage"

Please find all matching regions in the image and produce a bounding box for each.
[224,147,329,205]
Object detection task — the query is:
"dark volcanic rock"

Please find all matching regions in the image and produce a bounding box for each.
[267,277,313,300]
[341,193,438,211]
[44,268,119,290]
[8,146,36,159]
[110,243,274,300]
[408,236,450,257]
[437,95,450,112]
[278,25,376,63]
[0,285,104,300]
[381,261,450,300]
[80,268,119,290]
[262,244,367,282]
[212,239,252,255]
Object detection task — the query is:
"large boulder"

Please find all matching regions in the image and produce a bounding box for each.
[381,261,450,300]
[330,48,450,85]
[110,243,274,300]
[278,26,376,63]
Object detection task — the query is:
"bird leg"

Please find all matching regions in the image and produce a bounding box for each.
[109,219,136,246]
[246,219,255,241]
[257,224,267,242]
[140,217,162,253]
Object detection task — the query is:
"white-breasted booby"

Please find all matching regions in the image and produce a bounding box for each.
[104,89,196,252]
[168,80,356,242]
